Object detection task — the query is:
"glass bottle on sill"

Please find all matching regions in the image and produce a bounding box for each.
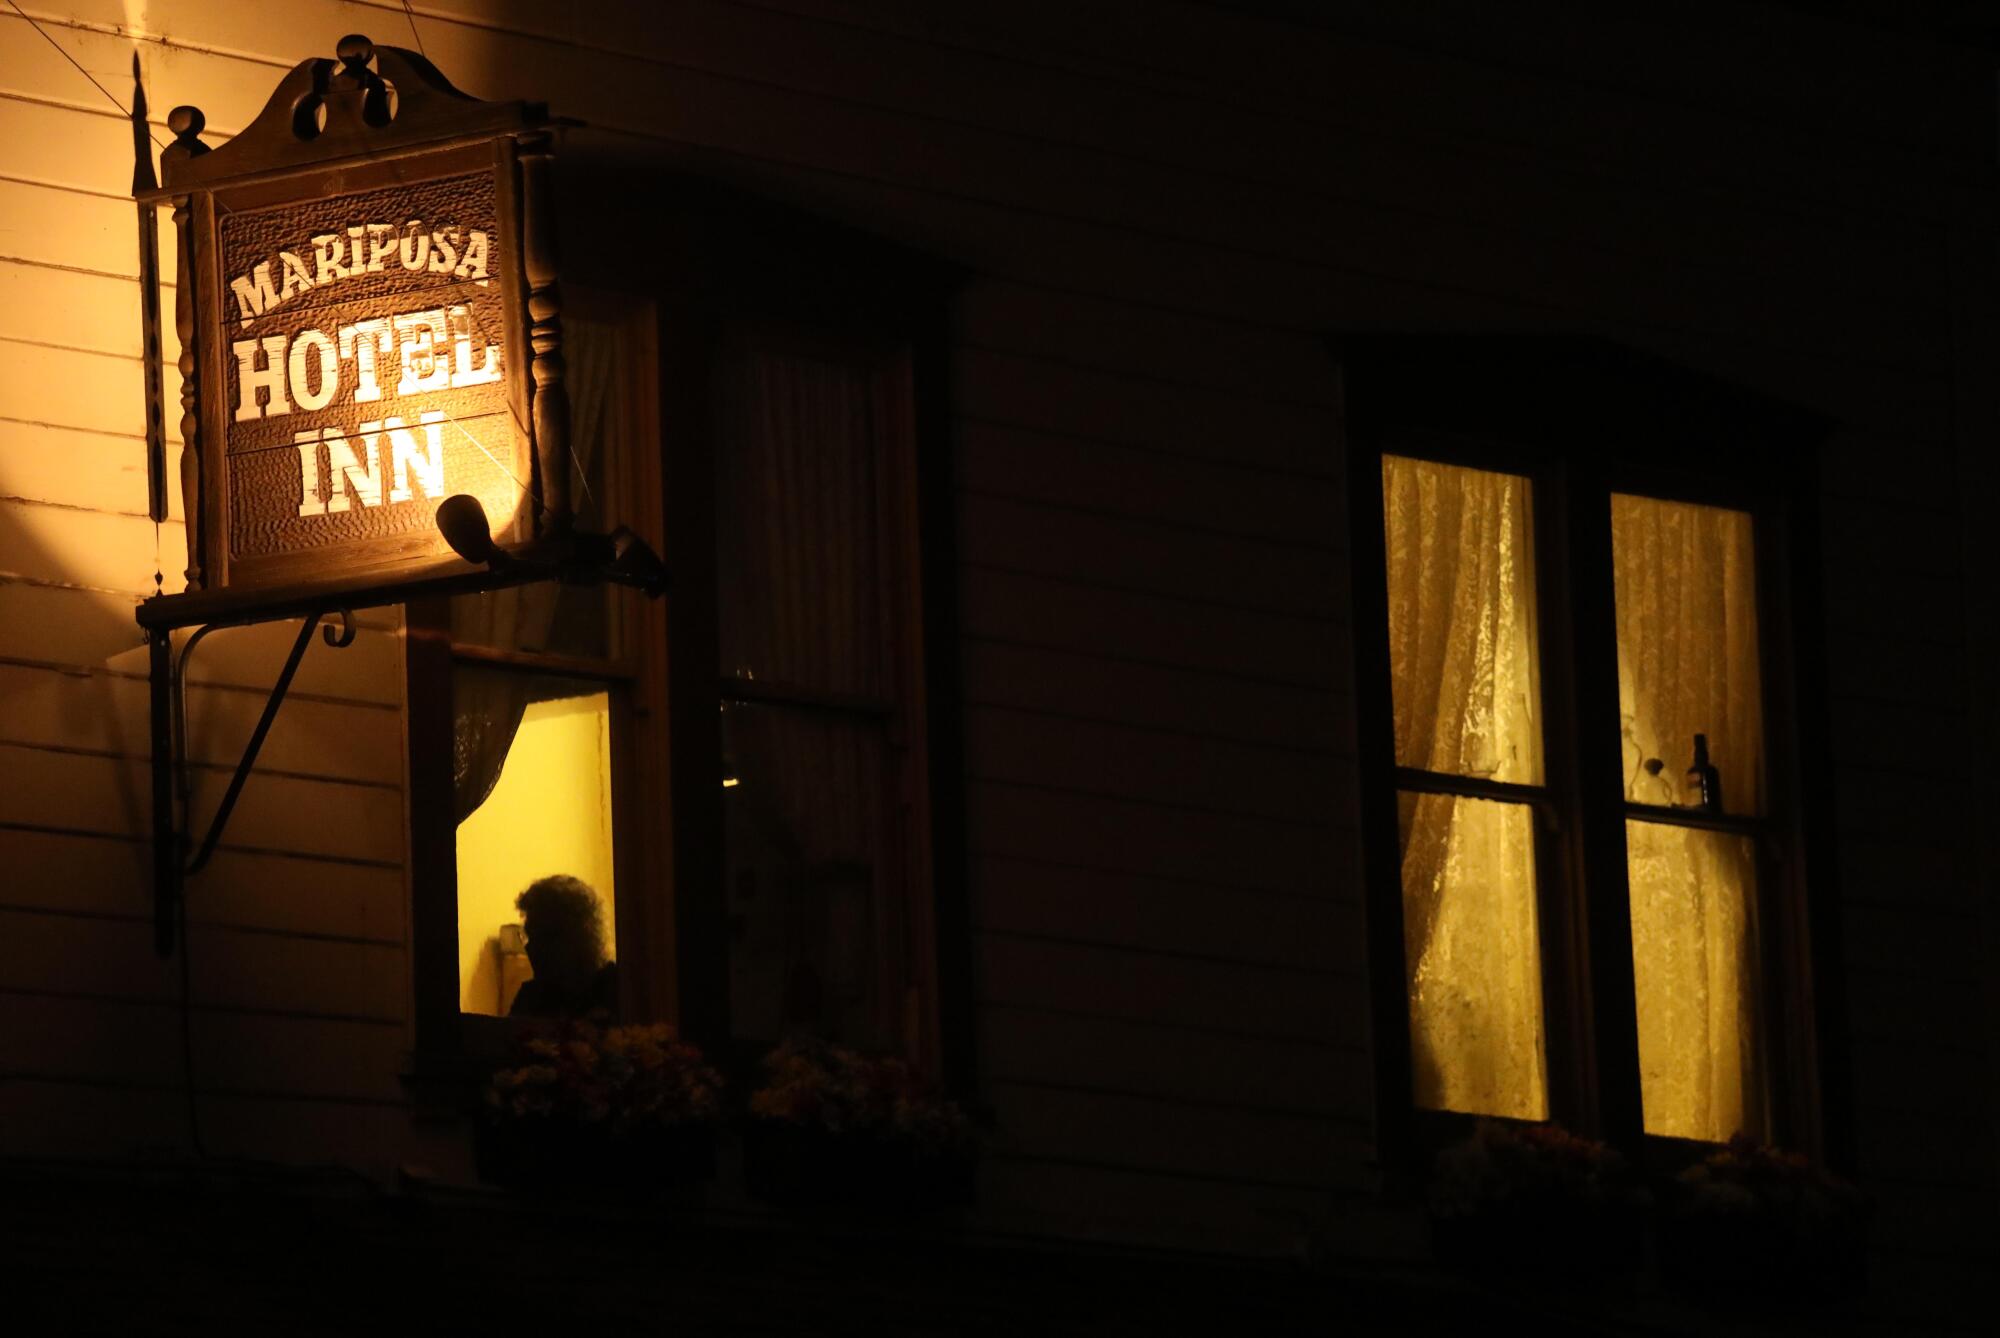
[1686,733,1723,814]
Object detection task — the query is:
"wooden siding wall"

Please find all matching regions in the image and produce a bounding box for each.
[1,0,1994,1322]
[0,5,418,1171]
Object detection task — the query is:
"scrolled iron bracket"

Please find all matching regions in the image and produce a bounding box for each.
[151,606,358,954]
[320,607,358,649]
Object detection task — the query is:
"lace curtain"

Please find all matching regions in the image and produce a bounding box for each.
[1381,462,1767,1138]
[1624,821,1763,1141]
[1383,455,1547,1120]
[1612,494,1766,1142]
[1612,496,1763,813]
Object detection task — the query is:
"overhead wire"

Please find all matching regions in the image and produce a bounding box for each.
[5,0,166,150]
[400,0,429,58]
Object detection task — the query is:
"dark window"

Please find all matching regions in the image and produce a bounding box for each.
[711,324,934,1061]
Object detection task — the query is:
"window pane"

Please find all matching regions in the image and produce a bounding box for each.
[1611,494,1762,814]
[1626,820,1766,1141]
[455,681,618,1016]
[1398,791,1547,1120]
[713,337,897,698]
[447,302,637,660]
[1382,455,1543,784]
[723,700,896,1051]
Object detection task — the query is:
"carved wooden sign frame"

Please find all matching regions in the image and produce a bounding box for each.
[146,35,571,600]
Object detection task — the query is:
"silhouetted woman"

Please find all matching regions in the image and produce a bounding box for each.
[508,875,619,1020]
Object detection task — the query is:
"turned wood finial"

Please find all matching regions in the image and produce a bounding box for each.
[167,105,205,142]
[336,34,375,73]
[164,105,210,170]
[318,34,391,133]
[157,106,208,187]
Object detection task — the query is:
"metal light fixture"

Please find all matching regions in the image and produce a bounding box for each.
[436,494,669,597]
[436,492,502,567]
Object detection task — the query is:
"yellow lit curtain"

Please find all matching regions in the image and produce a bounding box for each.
[1611,496,1763,813]
[1383,456,1547,1120]
[1623,822,1763,1141]
[1612,495,1766,1142]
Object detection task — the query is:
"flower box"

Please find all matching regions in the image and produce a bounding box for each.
[742,1036,977,1213]
[479,1019,723,1204]
[1427,1120,1649,1282]
[1657,1135,1869,1308]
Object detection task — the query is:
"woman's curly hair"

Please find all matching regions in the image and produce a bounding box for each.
[515,875,607,964]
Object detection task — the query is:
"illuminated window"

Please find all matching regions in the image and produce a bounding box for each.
[1613,494,1768,1142]
[1368,449,1804,1149]
[456,684,617,1016]
[1383,457,1548,1120]
[407,288,659,1040]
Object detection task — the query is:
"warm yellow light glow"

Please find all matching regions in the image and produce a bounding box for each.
[433,407,537,542]
[1613,494,1767,1141]
[1383,456,1548,1120]
[721,776,740,788]
[1611,495,1763,814]
[1626,820,1764,1141]
[1383,455,1543,786]
[1398,792,1548,1120]
[456,692,616,1014]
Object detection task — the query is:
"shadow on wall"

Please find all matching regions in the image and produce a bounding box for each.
[0,470,180,873]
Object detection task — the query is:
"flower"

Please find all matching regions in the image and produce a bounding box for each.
[748,1035,975,1156]
[1672,1133,1866,1230]
[1654,1133,1872,1301]
[1429,1119,1646,1221]
[483,1017,724,1134]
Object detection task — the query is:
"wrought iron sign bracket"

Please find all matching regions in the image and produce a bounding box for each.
[146,602,353,958]
[183,609,357,872]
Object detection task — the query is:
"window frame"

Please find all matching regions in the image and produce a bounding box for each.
[1341,337,1850,1181]
[404,285,667,1062]
[402,171,969,1100]
[703,315,938,1073]
[650,221,968,1088]
[405,607,661,1058]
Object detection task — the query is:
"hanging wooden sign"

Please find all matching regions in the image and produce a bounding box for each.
[144,34,572,599]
